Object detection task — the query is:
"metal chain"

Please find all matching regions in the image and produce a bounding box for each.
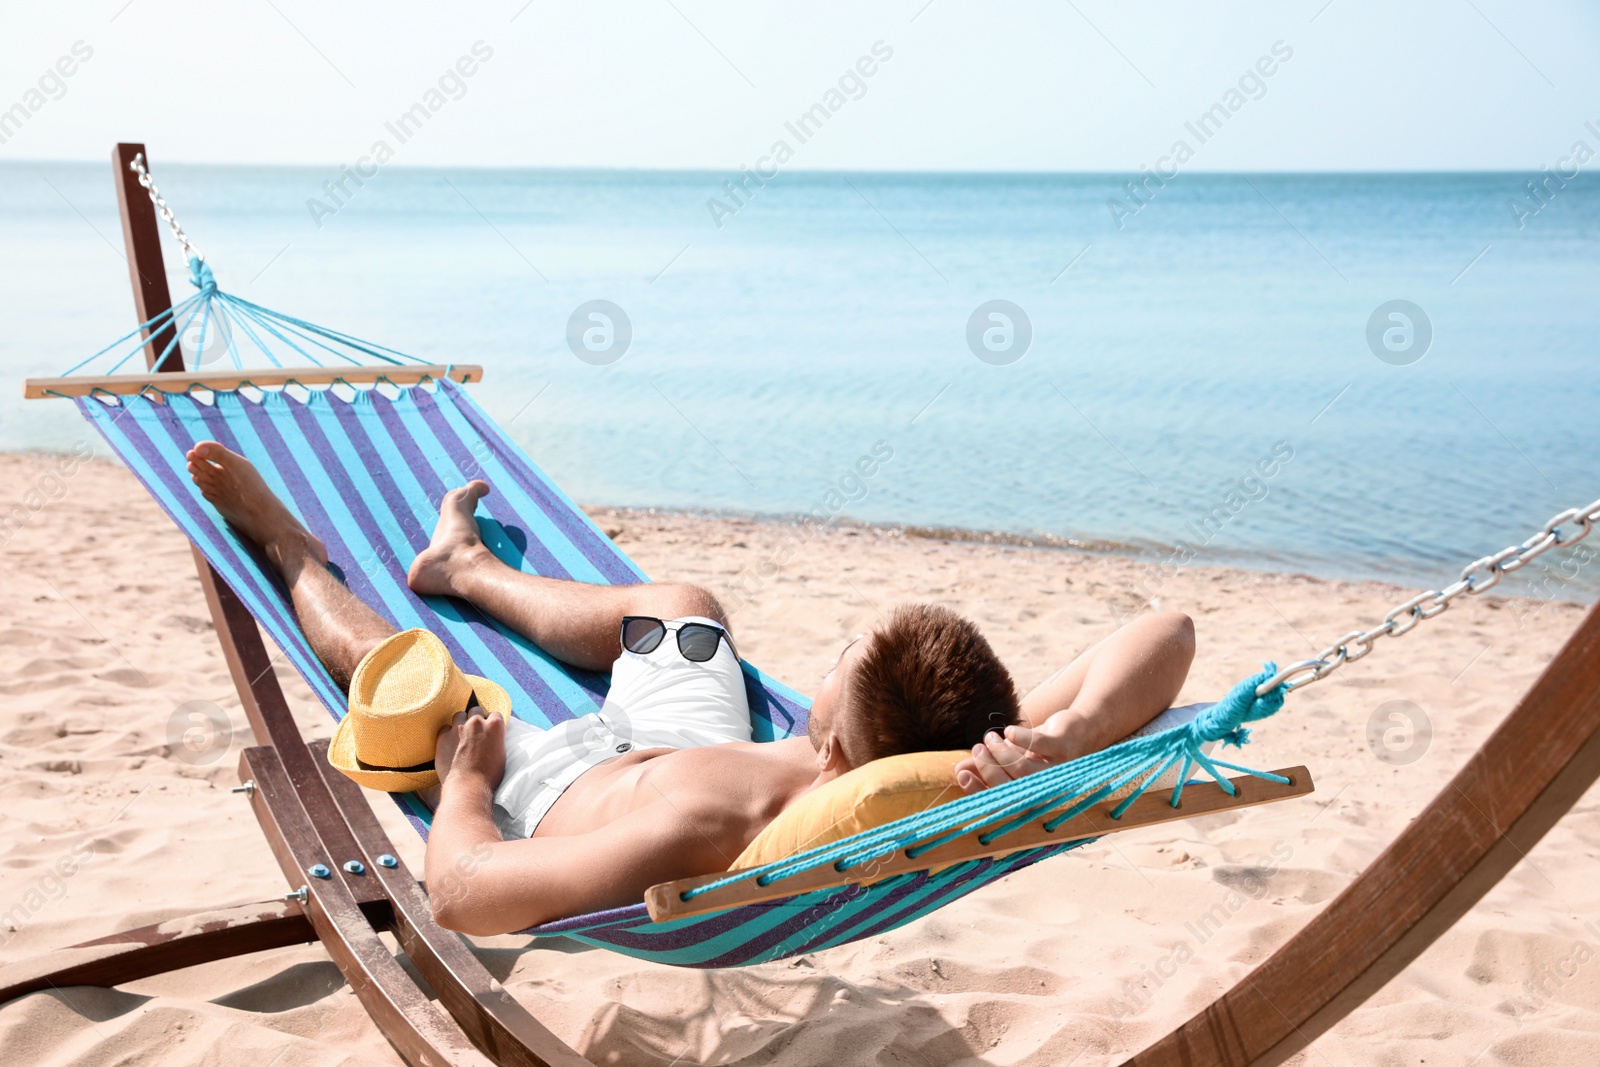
[128,152,203,263]
[1258,496,1600,696]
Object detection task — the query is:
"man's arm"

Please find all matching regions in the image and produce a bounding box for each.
[424,714,741,934]
[954,611,1195,793]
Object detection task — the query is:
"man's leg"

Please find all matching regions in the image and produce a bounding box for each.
[186,441,398,691]
[956,611,1194,792]
[406,482,730,672]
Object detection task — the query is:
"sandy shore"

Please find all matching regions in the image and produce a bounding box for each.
[1,449,1597,1066]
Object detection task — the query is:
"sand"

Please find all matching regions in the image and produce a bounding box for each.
[1,449,1597,1066]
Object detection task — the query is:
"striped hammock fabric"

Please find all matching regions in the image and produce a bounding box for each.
[75,378,1081,967]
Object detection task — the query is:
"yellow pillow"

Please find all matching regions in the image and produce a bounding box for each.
[731,750,968,870]
[730,705,1220,871]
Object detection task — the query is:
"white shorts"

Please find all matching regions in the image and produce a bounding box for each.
[491,617,752,838]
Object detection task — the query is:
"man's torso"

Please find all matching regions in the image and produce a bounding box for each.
[535,736,817,858]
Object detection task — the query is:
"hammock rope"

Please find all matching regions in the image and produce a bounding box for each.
[686,669,1289,899]
[63,254,431,379]
[65,159,430,379]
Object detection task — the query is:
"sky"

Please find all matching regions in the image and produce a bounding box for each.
[1,0,1598,172]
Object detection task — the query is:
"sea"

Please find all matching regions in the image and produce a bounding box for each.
[4,162,1597,601]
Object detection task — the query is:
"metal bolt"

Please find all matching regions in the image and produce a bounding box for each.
[284,886,308,905]
[230,780,255,797]
[343,860,366,875]
[308,863,331,879]
[376,854,398,869]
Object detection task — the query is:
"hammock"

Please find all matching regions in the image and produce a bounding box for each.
[25,154,1318,967]
[76,368,1294,966]
[63,156,1576,970]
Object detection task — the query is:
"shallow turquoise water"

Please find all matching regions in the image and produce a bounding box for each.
[4,163,1596,598]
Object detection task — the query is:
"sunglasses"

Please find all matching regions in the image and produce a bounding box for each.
[620,616,732,663]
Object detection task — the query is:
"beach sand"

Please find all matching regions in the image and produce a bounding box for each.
[1,450,1597,1066]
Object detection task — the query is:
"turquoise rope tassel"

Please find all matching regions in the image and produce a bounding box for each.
[189,256,217,293]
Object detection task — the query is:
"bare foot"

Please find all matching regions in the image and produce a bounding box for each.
[185,441,328,567]
[407,481,492,597]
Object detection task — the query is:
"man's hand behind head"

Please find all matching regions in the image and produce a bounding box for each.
[954,722,1067,794]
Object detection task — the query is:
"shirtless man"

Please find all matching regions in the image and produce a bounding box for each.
[184,440,1195,935]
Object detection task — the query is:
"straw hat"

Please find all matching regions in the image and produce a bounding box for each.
[328,629,511,792]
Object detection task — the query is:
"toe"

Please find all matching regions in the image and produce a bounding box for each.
[186,457,218,487]
[448,480,490,507]
[191,440,228,463]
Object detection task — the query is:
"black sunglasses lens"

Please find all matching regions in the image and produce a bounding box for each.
[676,624,723,662]
[622,617,666,654]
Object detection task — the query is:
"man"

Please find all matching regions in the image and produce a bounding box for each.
[184,440,1194,934]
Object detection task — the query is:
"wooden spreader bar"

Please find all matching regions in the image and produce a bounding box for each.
[647,766,1314,922]
[23,363,483,399]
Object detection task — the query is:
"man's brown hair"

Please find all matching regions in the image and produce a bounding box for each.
[840,603,1020,765]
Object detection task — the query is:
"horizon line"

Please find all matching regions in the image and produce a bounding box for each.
[0,157,1556,178]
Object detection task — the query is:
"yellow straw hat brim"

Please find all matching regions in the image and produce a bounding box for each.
[327,673,512,793]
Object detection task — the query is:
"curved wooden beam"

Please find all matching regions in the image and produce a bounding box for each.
[1125,600,1600,1067]
[0,900,315,1004]
[243,745,496,1067]
[308,739,594,1067]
